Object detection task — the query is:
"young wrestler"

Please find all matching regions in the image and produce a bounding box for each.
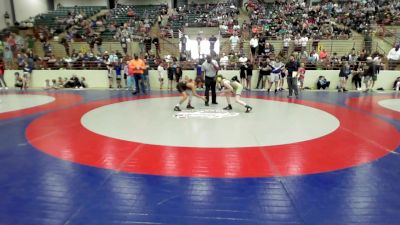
[174,76,206,111]
[216,75,253,113]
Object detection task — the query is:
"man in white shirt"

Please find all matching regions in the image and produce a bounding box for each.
[283,35,291,53]
[220,53,229,70]
[229,34,240,51]
[387,45,400,70]
[202,55,219,106]
[157,61,165,89]
[300,36,309,52]
[249,35,258,60]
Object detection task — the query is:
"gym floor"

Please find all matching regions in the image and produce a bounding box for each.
[0,89,399,225]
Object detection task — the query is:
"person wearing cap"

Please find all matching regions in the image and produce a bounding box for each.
[387,44,400,70]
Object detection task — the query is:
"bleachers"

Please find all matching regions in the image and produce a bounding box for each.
[34,6,106,30]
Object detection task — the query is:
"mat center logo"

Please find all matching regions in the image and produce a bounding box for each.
[174,109,240,119]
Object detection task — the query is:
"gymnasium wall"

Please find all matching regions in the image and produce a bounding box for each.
[3,70,399,90]
[14,0,49,22]
[119,0,170,5]
[54,0,108,7]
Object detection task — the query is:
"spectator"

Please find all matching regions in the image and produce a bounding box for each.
[285,55,299,98]
[394,77,400,91]
[229,33,240,51]
[387,44,400,70]
[209,35,217,55]
[245,59,253,90]
[220,53,229,70]
[128,54,147,95]
[317,76,330,90]
[338,62,351,92]
[14,72,25,90]
[0,59,7,90]
[257,60,271,89]
[157,61,165,90]
[298,63,306,90]
[363,57,376,92]
[352,62,364,91]
[249,35,258,61]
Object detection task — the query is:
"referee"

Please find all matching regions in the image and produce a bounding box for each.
[202,55,219,106]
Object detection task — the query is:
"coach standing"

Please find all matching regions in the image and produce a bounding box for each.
[202,55,219,106]
[128,54,147,95]
[285,55,299,98]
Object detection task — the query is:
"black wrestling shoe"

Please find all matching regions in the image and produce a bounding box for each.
[245,105,252,113]
[174,106,181,111]
[186,105,195,109]
[223,105,232,110]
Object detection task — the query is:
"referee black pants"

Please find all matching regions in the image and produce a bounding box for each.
[204,76,217,103]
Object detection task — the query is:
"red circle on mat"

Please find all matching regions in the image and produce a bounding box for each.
[346,95,400,120]
[26,95,400,178]
[0,92,83,120]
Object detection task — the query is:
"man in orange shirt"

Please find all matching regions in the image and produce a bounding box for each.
[128,54,147,95]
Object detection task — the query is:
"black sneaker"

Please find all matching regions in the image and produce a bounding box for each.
[245,105,252,113]
[212,102,218,105]
[267,89,270,93]
[223,105,232,110]
[132,91,138,95]
[205,101,209,106]
[274,89,277,94]
[186,105,194,109]
[174,106,181,111]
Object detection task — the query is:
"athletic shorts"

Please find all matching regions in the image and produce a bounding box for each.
[168,73,174,81]
[372,74,377,81]
[250,47,256,55]
[269,73,280,82]
[234,85,243,95]
[116,75,121,80]
[364,76,372,82]
[176,83,187,93]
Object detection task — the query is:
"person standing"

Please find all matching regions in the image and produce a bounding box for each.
[0,59,8,90]
[128,54,146,95]
[387,44,400,70]
[249,35,258,61]
[338,62,351,92]
[202,55,219,106]
[209,35,217,55]
[257,60,271,89]
[245,59,253,90]
[157,61,165,90]
[285,55,299,98]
